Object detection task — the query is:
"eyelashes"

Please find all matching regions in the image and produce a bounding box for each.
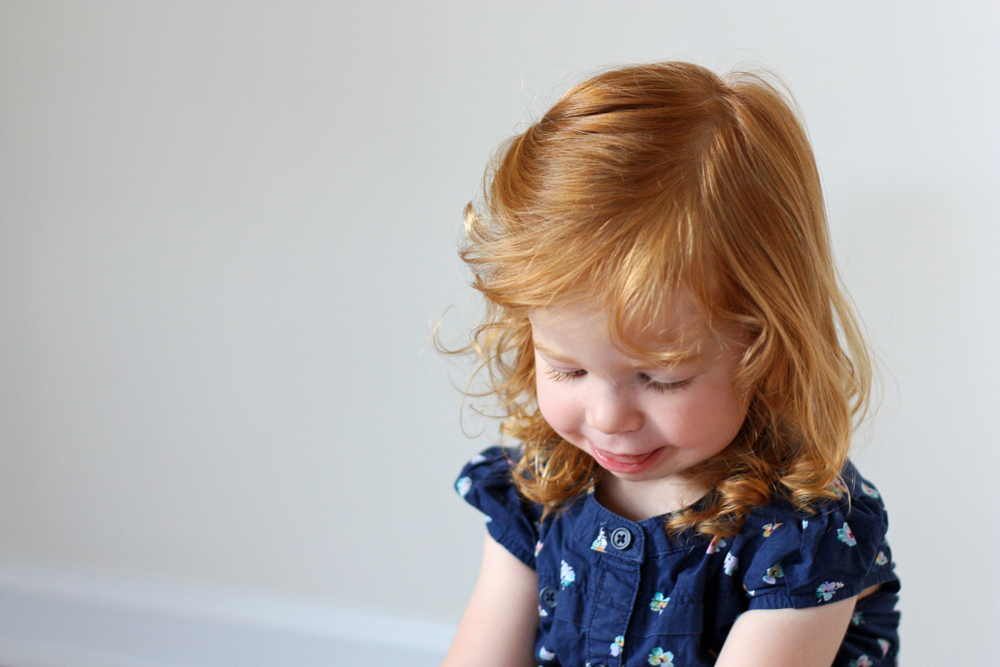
[543,366,692,393]
[645,377,693,393]
[544,367,587,383]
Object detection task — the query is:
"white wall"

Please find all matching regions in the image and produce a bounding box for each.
[1,1,998,664]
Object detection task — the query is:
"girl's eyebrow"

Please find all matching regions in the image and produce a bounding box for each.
[532,341,703,367]
[531,341,576,364]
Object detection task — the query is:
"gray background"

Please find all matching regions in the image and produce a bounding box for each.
[2,2,998,664]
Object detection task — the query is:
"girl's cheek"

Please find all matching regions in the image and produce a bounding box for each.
[535,384,557,421]
[536,382,574,430]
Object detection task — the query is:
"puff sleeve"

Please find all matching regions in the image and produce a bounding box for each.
[455,446,542,569]
[731,462,898,610]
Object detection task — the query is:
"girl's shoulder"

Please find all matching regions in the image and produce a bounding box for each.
[455,446,544,567]
[742,460,888,529]
[740,460,889,542]
[729,460,897,609]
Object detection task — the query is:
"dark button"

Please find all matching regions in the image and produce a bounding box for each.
[610,527,632,549]
[539,586,558,608]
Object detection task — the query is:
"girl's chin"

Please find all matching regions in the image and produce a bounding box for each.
[590,445,666,475]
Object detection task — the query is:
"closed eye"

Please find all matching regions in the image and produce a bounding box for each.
[641,374,693,393]
[544,367,587,382]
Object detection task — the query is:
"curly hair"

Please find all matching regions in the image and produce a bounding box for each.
[459,61,872,538]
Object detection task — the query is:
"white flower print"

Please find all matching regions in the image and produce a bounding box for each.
[816,581,845,602]
[837,521,857,547]
[706,535,727,554]
[560,560,576,588]
[723,552,739,576]
[648,647,674,665]
[591,527,608,552]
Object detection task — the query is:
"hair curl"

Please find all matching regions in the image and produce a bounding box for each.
[458,61,872,538]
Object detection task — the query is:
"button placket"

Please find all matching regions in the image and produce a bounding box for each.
[586,521,644,666]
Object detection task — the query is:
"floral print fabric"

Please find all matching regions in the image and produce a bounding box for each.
[457,446,900,666]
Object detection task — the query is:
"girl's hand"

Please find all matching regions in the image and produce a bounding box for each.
[715,595,859,667]
[440,532,539,667]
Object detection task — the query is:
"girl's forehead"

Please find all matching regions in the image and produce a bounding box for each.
[527,293,715,360]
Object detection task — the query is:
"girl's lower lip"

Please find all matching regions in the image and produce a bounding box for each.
[591,445,664,474]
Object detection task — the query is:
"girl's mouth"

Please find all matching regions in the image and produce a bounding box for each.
[591,445,665,474]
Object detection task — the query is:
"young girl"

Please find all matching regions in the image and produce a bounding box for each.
[444,62,899,667]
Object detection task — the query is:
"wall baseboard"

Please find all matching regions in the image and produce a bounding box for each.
[0,561,453,667]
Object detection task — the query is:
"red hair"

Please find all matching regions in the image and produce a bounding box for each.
[459,62,871,537]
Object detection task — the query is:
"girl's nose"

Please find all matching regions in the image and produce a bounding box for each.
[586,389,643,435]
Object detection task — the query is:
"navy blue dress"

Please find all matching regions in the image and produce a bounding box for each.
[456,446,900,667]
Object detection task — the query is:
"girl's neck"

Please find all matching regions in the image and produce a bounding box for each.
[596,475,707,522]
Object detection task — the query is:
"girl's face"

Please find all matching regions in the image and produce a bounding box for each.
[528,297,749,517]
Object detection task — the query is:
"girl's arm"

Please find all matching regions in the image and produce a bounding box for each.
[714,594,858,667]
[440,532,539,667]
